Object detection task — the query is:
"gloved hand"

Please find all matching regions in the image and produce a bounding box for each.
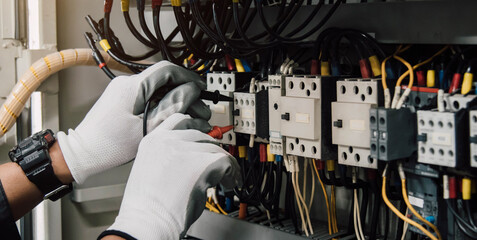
[103,113,241,240]
[57,61,211,184]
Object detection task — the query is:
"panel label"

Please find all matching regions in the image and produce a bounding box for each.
[242,109,254,119]
[211,104,226,114]
[349,120,366,131]
[408,195,424,208]
[432,132,452,146]
[295,113,310,123]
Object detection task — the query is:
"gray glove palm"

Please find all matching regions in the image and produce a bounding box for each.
[58,61,211,183]
[107,113,242,240]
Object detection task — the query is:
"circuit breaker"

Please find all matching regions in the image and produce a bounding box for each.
[204,91,236,145]
[332,79,380,169]
[279,75,337,159]
[417,110,468,168]
[268,75,286,156]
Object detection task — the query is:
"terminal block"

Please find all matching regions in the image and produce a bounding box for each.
[269,137,285,156]
[206,72,252,92]
[268,74,286,89]
[470,110,477,168]
[279,75,338,159]
[403,88,437,109]
[333,79,380,169]
[233,93,256,135]
[417,110,468,168]
[204,91,235,145]
[370,108,417,161]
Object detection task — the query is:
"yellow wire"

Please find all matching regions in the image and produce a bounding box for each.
[206,202,220,214]
[381,45,411,91]
[394,55,415,88]
[381,55,392,90]
[395,46,449,87]
[382,177,438,240]
[331,185,338,233]
[313,160,332,235]
[401,179,442,240]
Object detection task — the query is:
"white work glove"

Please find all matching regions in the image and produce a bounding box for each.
[57,61,211,184]
[103,113,241,240]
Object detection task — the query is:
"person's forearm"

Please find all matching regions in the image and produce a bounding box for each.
[0,142,73,220]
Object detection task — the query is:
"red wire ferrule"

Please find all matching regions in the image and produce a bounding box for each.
[416,70,426,86]
[449,73,462,93]
[259,144,267,163]
[449,176,457,199]
[311,59,319,75]
[152,0,163,8]
[359,59,372,78]
[98,63,106,69]
[104,0,113,13]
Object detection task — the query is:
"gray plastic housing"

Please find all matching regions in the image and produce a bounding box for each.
[470,110,477,168]
[203,91,236,145]
[333,78,380,169]
[206,72,253,92]
[233,93,257,135]
[370,108,417,161]
[279,75,338,159]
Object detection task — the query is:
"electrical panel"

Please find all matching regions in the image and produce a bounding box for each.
[332,78,380,169]
[9,1,477,239]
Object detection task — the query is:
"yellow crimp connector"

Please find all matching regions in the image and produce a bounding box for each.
[369,55,382,77]
[99,39,111,52]
[321,61,330,76]
[461,72,473,95]
[238,146,247,159]
[235,59,245,72]
[426,70,436,87]
[267,145,274,162]
[171,0,182,7]
[462,178,472,200]
[326,160,335,171]
[121,0,129,12]
[233,0,239,3]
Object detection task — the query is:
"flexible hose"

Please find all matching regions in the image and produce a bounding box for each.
[0,48,129,137]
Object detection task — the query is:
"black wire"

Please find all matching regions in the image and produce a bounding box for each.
[256,0,342,43]
[123,11,157,48]
[153,6,189,64]
[104,12,159,61]
[465,200,477,229]
[174,2,223,60]
[143,100,150,136]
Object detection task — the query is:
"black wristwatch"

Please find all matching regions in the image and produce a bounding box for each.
[8,129,72,201]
